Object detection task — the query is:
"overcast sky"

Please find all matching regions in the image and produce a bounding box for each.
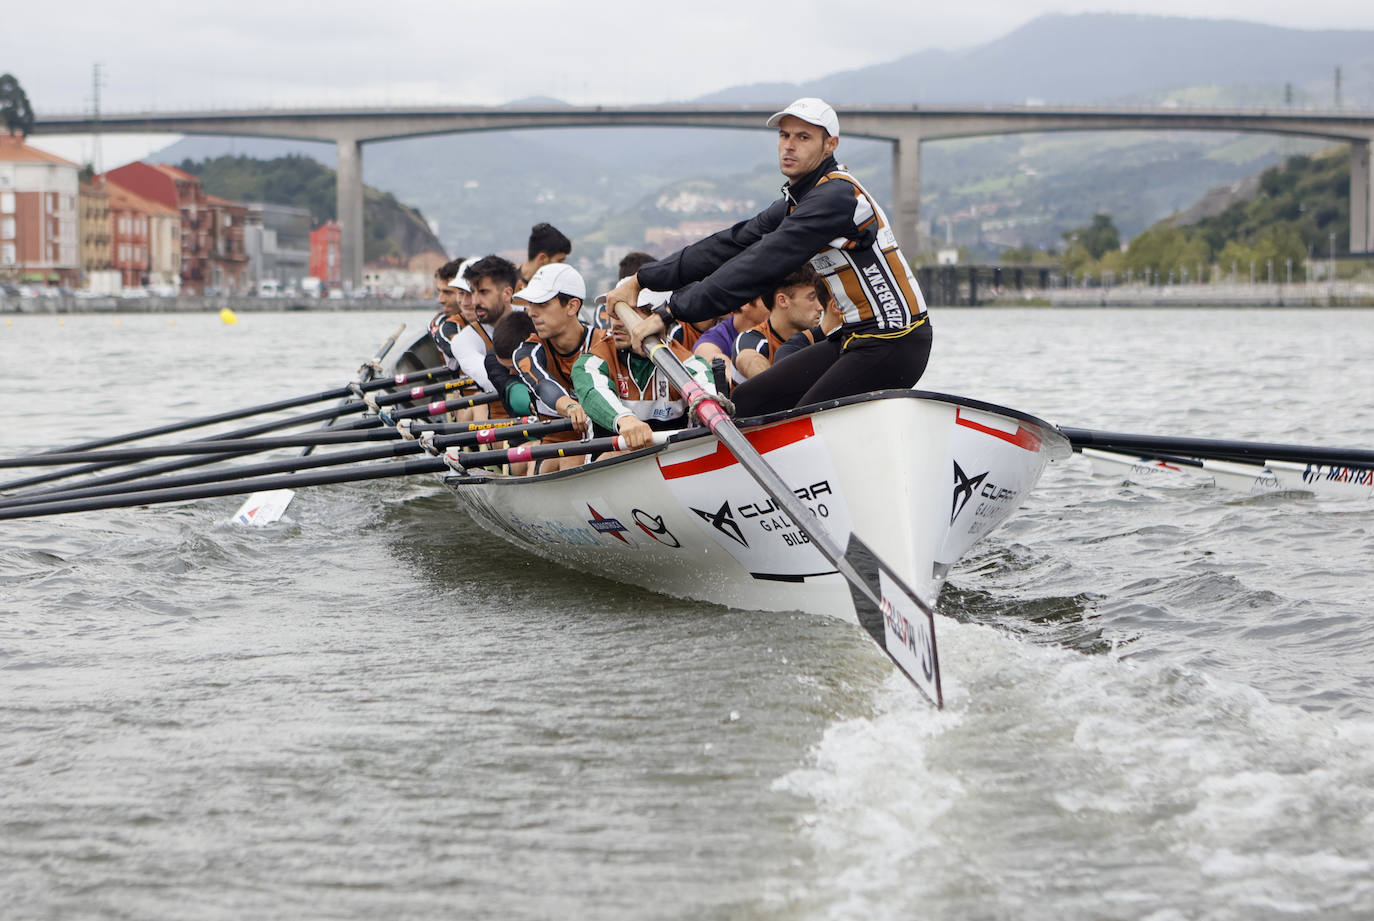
[13,0,1374,165]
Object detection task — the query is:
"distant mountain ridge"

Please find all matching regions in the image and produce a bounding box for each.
[146,13,1374,262]
[697,14,1372,106]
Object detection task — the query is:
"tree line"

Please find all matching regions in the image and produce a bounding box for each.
[1002,146,1352,282]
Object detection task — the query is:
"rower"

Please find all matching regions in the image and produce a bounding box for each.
[429,259,467,371]
[610,97,932,416]
[690,296,770,386]
[733,264,825,379]
[592,251,657,330]
[517,222,572,291]
[511,263,597,472]
[485,311,537,420]
[572,287,716,452]
[773,276,844,364]
[454,255,520,421]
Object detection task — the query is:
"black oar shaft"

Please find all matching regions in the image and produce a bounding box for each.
[0,457,448,521]
[23,360,454,459]
[1,392,493,497]
[451,433,619,469]
[0,419,574,510]
[0,380,473,468]
[1061,427,1374,468]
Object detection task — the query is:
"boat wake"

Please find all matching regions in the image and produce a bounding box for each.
[772,621,1374,920]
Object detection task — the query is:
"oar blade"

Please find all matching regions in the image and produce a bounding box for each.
[843,533,943,709]
[231,489,295,527]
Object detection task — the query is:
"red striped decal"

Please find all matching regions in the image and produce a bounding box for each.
[658,418,815,480]
[955,408,1041,451]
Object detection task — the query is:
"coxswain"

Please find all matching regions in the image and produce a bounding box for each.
[511,263,597,471]
[610,97,932,416]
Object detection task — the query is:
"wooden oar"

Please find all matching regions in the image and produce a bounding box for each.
[0,420,576,512]
[615,304,943,708]
[1060,426,1374,469]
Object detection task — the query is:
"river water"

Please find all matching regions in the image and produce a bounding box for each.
[1,308,1371,920]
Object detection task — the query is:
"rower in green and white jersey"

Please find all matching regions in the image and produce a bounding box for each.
[573,287,715,451]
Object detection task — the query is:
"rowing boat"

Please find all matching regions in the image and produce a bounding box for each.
[436,388,1069,621]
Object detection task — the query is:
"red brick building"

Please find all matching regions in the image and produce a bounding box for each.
[0,135,80,287]
[106,182,150,287]
[310,220,341,285]
[104,161,248,293]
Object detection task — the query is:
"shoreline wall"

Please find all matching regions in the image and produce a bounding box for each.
[0,296,434,315]
[1013,281,1374,307]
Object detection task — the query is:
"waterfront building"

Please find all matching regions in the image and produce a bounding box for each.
[0,135,80,287]
[244,202,311,292]
[309,220,341,287]
[104,161,247,293]
[78,181,112,282]
[101,180,181,289]
[106,182,149,287]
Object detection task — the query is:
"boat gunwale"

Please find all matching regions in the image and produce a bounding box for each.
[439,388,1066,488]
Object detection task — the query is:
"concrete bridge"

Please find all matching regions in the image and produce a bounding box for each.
[36,104,1374,288]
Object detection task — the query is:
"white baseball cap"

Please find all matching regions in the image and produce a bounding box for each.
[595,276,670,309]
[766,97,840,138]
[515,262,586,304]
[446,257,478,292]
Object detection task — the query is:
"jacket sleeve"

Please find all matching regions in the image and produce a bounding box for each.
[637,199,787,294]
[733,328,768,359]
[774,325,830,363]
[514,341,573,416]
[485,353,532,417]
[572,353,632,433]
[431,318,461,370]
[656,181,859,324]
[681,354,717,396]
[453,326,494,392]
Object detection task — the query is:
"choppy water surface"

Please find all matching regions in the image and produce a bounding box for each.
[1,308,1371,920]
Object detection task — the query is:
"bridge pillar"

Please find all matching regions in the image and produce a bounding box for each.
[1352,138,1373,254]
[336,137,364,291]
[890,132,922,256]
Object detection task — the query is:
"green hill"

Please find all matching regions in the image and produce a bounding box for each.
[1054,147,1352,282]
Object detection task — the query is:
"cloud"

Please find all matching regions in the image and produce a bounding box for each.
[10,0,1374,115]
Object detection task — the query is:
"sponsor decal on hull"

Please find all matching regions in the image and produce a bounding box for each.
[586,504,630,543]
[659,418,853,580]
[632,509,681,548]
[936,407,1050,568]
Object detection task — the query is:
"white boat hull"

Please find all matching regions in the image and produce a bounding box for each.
[442,391,1069,623]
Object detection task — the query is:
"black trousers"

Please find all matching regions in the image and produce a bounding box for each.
[731,322,933,418]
